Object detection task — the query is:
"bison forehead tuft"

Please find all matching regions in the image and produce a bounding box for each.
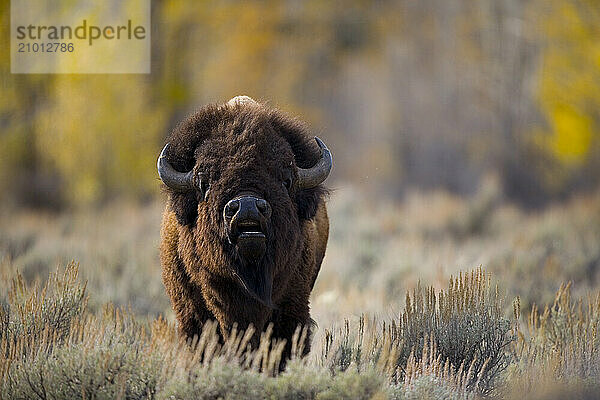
[227,95,258,107]
[167,100,319,169]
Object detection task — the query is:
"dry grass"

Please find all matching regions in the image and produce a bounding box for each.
[1,262,514,399]
[1,261,593,399]
[1,187,600,398]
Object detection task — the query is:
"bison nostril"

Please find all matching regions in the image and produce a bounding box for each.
[256,199,267,213]
[224,200,240,218]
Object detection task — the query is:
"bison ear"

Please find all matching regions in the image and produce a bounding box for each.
[295,186,327,221]
[170,192,199,226]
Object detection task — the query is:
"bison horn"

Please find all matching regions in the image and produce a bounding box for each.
[297,137,333,189]
[157,144,195,193]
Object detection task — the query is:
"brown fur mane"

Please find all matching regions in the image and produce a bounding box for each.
[163,102,328,227]
[159,99,331,361]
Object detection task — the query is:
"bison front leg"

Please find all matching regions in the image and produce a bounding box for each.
[160,214,214,340]
[270,298,313,360]
[161,256,214,339]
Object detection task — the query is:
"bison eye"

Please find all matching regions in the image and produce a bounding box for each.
[282,168,293,192]
[196,173,210,200]
[200,180,210,195]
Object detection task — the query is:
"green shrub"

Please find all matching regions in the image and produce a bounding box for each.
[1,262,87,354]
[159,359,267,400]
[390,375,473,400]
[321,268,514,396]
[263,359,331,400]
[315,367,386,400]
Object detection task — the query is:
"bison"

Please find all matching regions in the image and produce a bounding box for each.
[157,96,332,357]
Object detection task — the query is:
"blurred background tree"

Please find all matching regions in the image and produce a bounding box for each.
[530,0,600,200]
[0,0,598,208]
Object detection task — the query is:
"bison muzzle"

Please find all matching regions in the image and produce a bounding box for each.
[157,96,332,358]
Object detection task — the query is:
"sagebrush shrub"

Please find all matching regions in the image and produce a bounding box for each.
[321,268,514,396]
[505,282,600,399]
[3,261,87,346]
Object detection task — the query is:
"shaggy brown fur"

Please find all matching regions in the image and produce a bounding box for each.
[159,99,330,357]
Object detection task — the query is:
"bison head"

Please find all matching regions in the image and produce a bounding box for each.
[157,96,331,307]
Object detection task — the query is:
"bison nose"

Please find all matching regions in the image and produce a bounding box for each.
[224,196,272,223]
[255,199,269,216]
[224,199,240,218]
[224,196,271,260]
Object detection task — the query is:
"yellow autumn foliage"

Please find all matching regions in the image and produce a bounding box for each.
[535,0,600,167]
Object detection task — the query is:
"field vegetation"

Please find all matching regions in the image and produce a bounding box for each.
[1,187,599,399]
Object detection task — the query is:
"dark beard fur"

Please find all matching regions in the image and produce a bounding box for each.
[231,250,275,309]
